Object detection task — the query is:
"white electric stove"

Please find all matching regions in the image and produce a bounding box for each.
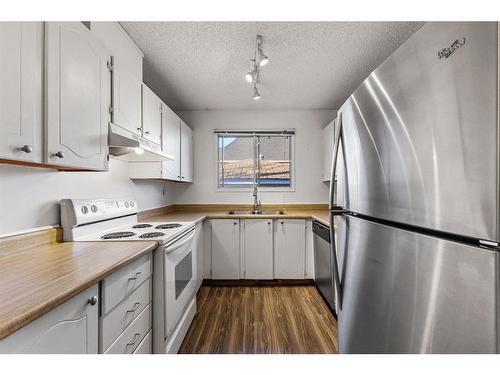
[60,198,198,354]
[60,197,194,243]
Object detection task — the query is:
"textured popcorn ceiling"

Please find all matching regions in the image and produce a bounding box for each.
[121,22,424,110]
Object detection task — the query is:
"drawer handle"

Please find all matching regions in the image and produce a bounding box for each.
[127,302,141,313]
[126,333,141,346]
[128,271,142,281]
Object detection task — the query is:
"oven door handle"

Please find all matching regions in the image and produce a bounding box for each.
[165,228,196,254]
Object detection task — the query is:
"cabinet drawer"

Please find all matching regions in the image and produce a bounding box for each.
[101,278,151,351]
[102,253,152,314]
[104,303,151,354]
[133,330,152,354]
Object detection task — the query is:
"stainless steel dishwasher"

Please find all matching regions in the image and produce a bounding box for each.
[313,220,335,311]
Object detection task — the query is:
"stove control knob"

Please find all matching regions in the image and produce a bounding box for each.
[124,201,130,208]
[81,206,88,214]
[91,205,97,213]
[130,201,135,207]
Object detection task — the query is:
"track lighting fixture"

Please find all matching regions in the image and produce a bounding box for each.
[244,35,269,100]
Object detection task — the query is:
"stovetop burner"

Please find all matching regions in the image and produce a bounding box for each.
[139,232,166,239]
[132,224,153,229]
[101,231,136,239]
[155,223,182,229]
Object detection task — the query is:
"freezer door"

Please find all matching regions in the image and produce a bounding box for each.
[338,22,498,241]
[336,215,498,353]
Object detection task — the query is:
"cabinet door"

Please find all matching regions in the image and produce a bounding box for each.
[45,22,111,170]
[274,219,306,279]
[0,22,42,162]
[0,284,99,354]
[180,120,194,182]
[322,119,335,182]
[211,219,240,279]
[112,66,142,135]
[243,219,273,279]
[161,103,181,180]
[141,84,162,145]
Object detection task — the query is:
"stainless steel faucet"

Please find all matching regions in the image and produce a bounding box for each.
[253,137,262,212]
[253,184,261,212]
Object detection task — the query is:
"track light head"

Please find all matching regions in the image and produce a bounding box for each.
[256,35,269,66]
[245,68,257,83]
[253,85,261,100]
[257,46,269,66]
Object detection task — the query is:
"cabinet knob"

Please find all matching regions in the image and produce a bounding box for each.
[144,130,150,135]
[52,151,65,158]
[136,127,142,131]
[20,144,33,153]
[88,296,98,306]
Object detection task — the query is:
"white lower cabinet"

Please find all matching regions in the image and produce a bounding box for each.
[211,219,240,279]
[209,218,307,280]
[242,219,274,279]
[0,253,154,354]
[100,278,151,351]
[100,253,153,353]
[0,284,99,354]
[274,219,306,279]
[104,304,151,354]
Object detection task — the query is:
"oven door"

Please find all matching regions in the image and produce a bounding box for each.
[164,227,196,339]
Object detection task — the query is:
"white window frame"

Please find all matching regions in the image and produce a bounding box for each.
[214,131,296,193]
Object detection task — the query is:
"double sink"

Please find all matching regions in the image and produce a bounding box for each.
[227,210,286,215]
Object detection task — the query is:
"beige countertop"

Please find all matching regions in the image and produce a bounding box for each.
[0,228,157,340]
[139,206,331,226]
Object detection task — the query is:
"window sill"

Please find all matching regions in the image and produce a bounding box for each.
[215,187,296,193]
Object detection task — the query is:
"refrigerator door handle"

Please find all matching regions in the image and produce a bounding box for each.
[329,113,350,210]
[329,211,343,310]
[329,115,341,210]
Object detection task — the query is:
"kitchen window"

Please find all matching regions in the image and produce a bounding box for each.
[216,130,294,189]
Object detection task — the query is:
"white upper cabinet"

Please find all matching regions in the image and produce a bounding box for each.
[180,120,194,182]
[141,84,162,145]
[0,284,99,354]
[45,22,111,170]
[161,104,181,180]
[91,22,144,136]
[242,219,274,279]
[0,22,43,163]
[113,67,142,135]
[274,219,306,279]
[322,119,335,182]
[211,219,240,279]
[129,104,194,183]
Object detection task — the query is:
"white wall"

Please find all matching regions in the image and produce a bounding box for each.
[0,158,177,235]
[175,110,336,205]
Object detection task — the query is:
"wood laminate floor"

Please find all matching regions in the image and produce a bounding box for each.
[179,285,338,354]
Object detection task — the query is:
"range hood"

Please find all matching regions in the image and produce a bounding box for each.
[108,122,174,162]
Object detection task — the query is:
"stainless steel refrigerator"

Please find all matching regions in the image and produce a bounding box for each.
[329,22,499,354]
